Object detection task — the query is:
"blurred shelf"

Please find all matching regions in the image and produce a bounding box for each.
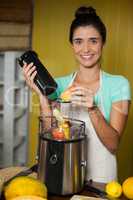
[14,80,25,89]
[0,80,25,88]
[0,51,29,167]
[0,110,3,115]
[14,135,26,149]
[0,135,26,148]
[0,81,4,86]
[0,105,3,115]
[14,106,26,119]
[0,106,26,118]
[0,136,3,144]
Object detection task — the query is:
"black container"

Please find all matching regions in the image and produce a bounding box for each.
[18,50,57,95]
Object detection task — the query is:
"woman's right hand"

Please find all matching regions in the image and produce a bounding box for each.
[22,62,52,118]
[22,62,42,97]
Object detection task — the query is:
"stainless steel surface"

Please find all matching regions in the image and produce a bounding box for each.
[37,116,87,195]
[37,139,48,183]
[62,138,86,194]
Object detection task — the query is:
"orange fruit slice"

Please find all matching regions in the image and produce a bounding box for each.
[122,177,133,199]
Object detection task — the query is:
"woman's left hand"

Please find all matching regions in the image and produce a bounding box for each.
[70,85,94,108]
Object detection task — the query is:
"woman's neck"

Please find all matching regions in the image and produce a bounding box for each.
[76,66,101,85]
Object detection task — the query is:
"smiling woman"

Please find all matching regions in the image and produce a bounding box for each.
[22,6,131,183]
[72,26,103,69]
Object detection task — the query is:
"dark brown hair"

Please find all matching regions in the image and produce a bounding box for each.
[69,6,106,44]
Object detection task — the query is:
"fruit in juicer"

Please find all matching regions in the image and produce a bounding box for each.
[52,128,65,140]
[59,122,70,139]
[53,108,64,123]
[60,88,72,102]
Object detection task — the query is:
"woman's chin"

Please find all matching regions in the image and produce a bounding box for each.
[81,63,96,68]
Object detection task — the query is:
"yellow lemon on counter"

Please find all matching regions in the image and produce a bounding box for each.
[11,195,47,200]
[4,176,47,200]
[105,181,122,198]
[122,177,133,199]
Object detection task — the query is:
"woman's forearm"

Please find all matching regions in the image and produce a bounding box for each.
[39,95,52,116]
[88,107,120,154]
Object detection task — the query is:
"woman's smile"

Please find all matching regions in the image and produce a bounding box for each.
[80,53,94,60]
[72,25,103,68]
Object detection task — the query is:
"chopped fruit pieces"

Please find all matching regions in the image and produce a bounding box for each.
[52,128,65,140]
[60,90,71,102]
[59,122,70,139]
[53,108,64,123]
[52,108,71,140]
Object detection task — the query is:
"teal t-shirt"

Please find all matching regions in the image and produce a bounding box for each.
[49,71,131,122]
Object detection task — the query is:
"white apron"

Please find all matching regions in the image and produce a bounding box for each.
[60,71,117,183]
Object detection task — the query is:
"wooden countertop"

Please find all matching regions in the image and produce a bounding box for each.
[0,167,127,200]
[48,182,106,200]
[48,181,127,200]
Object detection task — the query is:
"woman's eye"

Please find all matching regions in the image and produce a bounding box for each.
[91,39,97,44]
[73,39,82,45]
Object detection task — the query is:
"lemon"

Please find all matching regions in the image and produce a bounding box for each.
[105,181,122,198]
[122,177,133,199]
[4,176,47,200]
[11,195,47,200]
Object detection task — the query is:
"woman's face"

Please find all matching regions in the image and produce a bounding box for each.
[72,25,104,69]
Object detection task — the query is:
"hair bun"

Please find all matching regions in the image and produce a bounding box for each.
[75,6,97,18]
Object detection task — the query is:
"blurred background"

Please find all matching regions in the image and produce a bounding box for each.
[0,0,33,167]
[0,0,133,183]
